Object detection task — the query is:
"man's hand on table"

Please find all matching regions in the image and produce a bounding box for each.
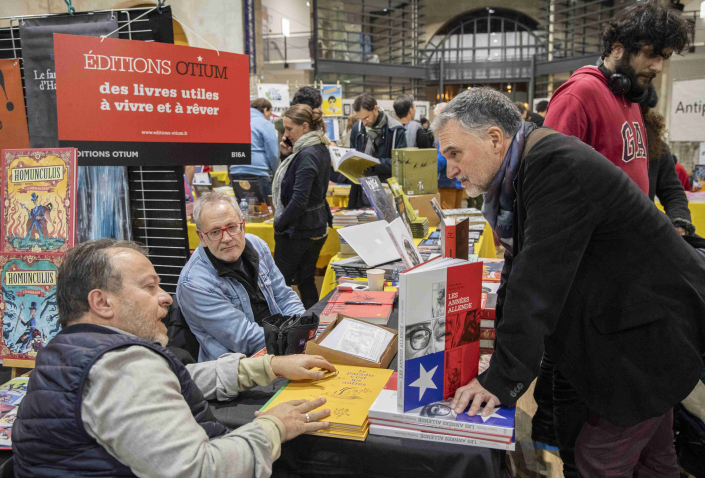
[255,398,331,442]
[270,354,336,381]
[451,377,502,418]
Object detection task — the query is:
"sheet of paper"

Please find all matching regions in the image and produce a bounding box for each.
[320,318,394,363]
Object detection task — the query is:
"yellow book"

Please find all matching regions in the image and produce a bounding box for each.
[310,423,370,441]
[259,365,394,431]
[386,177,418,222]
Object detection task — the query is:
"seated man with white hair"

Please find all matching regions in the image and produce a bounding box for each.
[178,191,306,360]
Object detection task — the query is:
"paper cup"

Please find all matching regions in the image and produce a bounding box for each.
[367,269,385,291]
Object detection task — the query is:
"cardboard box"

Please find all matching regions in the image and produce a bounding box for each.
[408,193,442,227]
[305,314,398,368]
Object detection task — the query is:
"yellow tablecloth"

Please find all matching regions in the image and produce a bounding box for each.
[319,222,497,299]
[655,201,705,234]
[187,221,341,269]
[327,196,349,208]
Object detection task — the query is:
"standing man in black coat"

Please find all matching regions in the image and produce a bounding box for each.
[434,87,705,476]
[347,93,406,208]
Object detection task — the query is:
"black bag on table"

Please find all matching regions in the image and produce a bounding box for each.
[262,313,320,355]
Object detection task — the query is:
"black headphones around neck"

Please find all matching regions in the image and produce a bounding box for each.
[596,57,631,96]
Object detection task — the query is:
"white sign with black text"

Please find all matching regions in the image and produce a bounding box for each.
[670,78,705,142]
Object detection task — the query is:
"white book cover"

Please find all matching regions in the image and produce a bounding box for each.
[385,217,422,270]
[337,221,400,267]
[370,424,515,451]
[370,387,515,438]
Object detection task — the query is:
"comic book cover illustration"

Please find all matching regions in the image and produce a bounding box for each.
[0,253,62,361]
[2,148,77,253]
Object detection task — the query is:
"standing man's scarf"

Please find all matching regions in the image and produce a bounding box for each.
[481,123,526,255]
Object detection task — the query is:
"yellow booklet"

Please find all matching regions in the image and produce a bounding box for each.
[310,423,370,441]
[259,365,394,429]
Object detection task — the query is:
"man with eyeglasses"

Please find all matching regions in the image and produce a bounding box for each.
[177,191,306,360]
[347,93,406,209]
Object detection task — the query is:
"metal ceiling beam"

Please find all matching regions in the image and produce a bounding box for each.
[536,52,597,75]
[317,59,427,79]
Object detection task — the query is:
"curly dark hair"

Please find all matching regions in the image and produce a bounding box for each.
[291,86,322,109]
[602,0,693,59]
[641,107,667,161]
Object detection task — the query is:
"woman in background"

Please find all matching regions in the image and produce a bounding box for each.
[272,105,333,308]
[642,104,695,235]
[340,112,357,148]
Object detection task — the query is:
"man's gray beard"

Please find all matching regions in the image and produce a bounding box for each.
[459,175,488,198]
[118,297,168,346]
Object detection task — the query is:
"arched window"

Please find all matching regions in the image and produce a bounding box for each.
[424,8,545,81]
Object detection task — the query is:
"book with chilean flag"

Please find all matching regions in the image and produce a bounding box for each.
[397,257,482,412]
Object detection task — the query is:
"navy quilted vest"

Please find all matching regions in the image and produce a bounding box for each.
[12,323,228,477]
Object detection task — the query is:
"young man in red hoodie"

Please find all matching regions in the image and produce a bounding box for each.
[538,2,693,476]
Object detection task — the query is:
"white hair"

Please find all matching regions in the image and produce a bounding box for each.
[192,191,242,230]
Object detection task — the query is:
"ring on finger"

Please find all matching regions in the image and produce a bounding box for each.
[305,413,310,423]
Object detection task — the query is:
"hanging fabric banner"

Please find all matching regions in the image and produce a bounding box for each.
[19,13,118,148]
[0,60,30,149]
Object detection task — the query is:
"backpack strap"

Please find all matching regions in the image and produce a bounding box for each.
[521,127,558,160]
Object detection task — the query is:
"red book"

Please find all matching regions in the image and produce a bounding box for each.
[321,290,396,325]
[480,293,497,320]
[440,217,469,259]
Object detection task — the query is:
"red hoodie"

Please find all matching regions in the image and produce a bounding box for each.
[544,66,649,195]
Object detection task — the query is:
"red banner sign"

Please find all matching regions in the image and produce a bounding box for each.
[53,34,251,166]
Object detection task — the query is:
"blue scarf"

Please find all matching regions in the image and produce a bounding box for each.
[481,123,526,256]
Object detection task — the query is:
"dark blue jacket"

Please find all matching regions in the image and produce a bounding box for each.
[13,323,228,477]
[348,112,406,209]
[349,114,406,171]
[436,143,462,189]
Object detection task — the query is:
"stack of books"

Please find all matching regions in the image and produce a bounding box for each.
[0,377,29,450]
[247,211,273,223]
[327,184,351,197]
[417,236,441,253]
[331,256,408,282]
[260,365,394,441]
[479,259,503,355]
[369,373,515,450]
[409,217,429,238]
[480,293,498,355]
[332,209,377,227]
[442,207,483,218]
[320,290,396,326]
